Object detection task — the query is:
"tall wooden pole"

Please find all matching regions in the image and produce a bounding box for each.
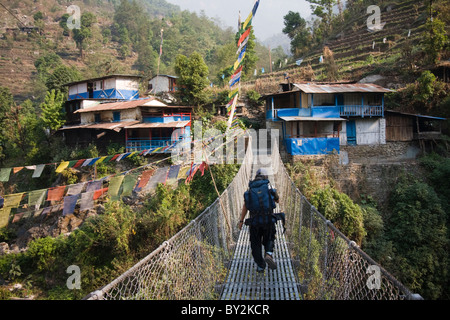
[154,28,164,93]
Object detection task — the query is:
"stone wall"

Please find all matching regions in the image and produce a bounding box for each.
[341,141,420,163]
[288,141,425,210]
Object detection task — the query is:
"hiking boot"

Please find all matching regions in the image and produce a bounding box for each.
[265,253,277,270]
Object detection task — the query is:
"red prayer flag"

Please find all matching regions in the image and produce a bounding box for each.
[136,169,155,191]
[199,162,208,177]
[237,26,251,47]
[73,159,86,168]
[232,66,243,78]
[110,154,120,162]
[93,187,108,200]
[47,186,66,201]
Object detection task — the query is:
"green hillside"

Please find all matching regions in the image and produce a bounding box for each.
[0,0,262,103]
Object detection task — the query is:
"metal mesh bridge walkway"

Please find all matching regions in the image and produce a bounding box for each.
[84,134,421,301]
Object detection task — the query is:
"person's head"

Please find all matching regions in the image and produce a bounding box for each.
[255,168,269,180]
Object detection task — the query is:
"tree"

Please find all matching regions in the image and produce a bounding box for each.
[33,11,44,21]
[387,176,448,299]
[415,70,437,103]
[0,87,15,163]
[134,41,158,77]
[59,13,70,37]
[45,65,82,93]
[34,53,62,83]
[0,90,44,163]
[307,0,337,37]
[72,12,97,58]
[40,90,66,134]
[423,17,449,64]
[283,11,311,56]
[175,52,209,105]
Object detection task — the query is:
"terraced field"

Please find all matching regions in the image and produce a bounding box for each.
[241,0,428,94]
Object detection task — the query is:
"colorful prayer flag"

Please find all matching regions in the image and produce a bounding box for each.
[0,207,12,228]
[0,168,11,182]
[28,189,47,210]
[47,186,66,202]
[238,27,252,47]
[80,191,94,211]
[63,194,79,216]
[135,169,154,192]
[56,161,70,173]
[86,180,102,193]
[121,173,138,197]
[73,159,85,168]
[81,158,93,167]
[67,183,85,196]
[32,164,45,178]
[3,193,24,208]
[13,167,24,174]
[108,175,125,201]
[93,187,108,200]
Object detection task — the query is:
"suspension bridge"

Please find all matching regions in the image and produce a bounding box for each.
[83,133,422,301]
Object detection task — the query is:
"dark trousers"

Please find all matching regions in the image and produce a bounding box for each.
[249,222,276,269]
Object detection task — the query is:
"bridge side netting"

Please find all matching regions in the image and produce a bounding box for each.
[85,134,253,300]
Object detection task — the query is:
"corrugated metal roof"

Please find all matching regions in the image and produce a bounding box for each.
[59,121,140,132]
[279,116,347,122]
[87,121,140,131]
[74,98,166,113]
[385,110,447,120]
[293,83,392,93]
[150,74,178,80]
[64,74,142,87]
[59,124,90,130]
[125,121,191,129]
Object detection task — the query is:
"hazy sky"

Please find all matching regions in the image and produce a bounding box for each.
[165,0,311,41]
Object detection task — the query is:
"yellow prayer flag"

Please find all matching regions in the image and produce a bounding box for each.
[0,207,12,228]
[233,52,246,71]
[3,193,24,208]
[243,13,253,30]
[56,161,70,173]
[96,156,108,165]
[228,88,239,99]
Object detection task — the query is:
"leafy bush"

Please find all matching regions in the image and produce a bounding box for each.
[26,237,60,272]
[386,175,448,299]
[419,153,450,209]
[246,90,261,107]
[310,185,366,245]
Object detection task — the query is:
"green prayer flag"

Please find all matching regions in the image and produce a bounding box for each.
[28,189,47,209]
[0,168,12,182]
[67,160,78,168]
[108,175,125,201]
[121,173,138,197]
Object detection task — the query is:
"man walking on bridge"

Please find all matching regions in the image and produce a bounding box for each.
[238,168,279,273]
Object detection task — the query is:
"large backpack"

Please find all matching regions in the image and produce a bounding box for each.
[243,179,286,231]
[244,179,276,217]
